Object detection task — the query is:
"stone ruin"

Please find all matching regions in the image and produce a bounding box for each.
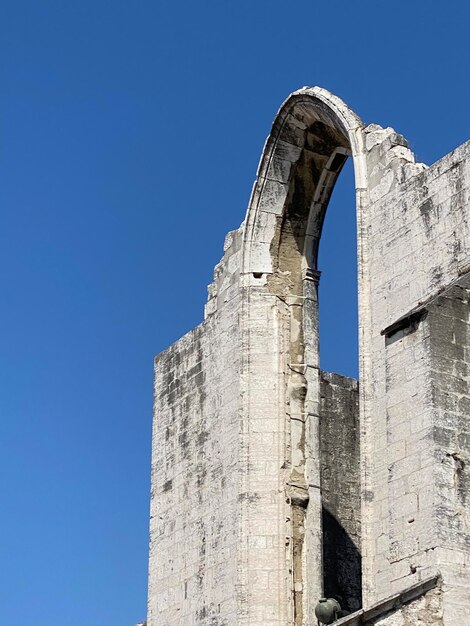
[145,87,470,625]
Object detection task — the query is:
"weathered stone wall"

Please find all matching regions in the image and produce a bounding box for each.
[428,285,470,620]
[147,87,470,626]
[362,135,470,615]
[320,372,361,615]
[369,140,470,331]
[370,588,442,626]
[362,586,443,626]
[205,227,244,319]
[378,308,436,594]
[147,229,243,625]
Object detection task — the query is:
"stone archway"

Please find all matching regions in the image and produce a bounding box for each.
[238,87,371,625]
[148,83,470,626]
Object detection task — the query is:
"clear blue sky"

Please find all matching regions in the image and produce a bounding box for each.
[1,2,469,625]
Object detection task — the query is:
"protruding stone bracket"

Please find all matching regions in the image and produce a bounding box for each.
[382,309,428,344]
[382,267,470,342]
[304,268,321,284]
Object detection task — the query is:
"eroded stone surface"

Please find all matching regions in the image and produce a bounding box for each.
[320,372,361,614]
[147,87,470,625]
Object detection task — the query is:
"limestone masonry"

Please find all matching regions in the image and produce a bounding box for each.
[146,87,470,625]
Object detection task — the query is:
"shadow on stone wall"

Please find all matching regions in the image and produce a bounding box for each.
[322,506,362,615]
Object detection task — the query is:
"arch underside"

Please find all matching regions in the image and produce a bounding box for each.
[272,114,350,295]
[242,87,365,286]
[240,89,366,624]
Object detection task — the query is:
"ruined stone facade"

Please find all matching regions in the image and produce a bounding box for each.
[146,87,470,625]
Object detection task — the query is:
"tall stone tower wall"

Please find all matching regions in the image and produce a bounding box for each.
[147,87,470,625]
[364,138,470,621]
[148,228,244,624]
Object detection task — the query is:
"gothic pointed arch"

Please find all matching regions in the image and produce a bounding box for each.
[237,87,372,622]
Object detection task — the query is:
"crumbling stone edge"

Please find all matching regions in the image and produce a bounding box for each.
[333,573,440,625]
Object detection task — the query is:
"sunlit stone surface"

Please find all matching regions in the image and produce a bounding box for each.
[146,87,470,626]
